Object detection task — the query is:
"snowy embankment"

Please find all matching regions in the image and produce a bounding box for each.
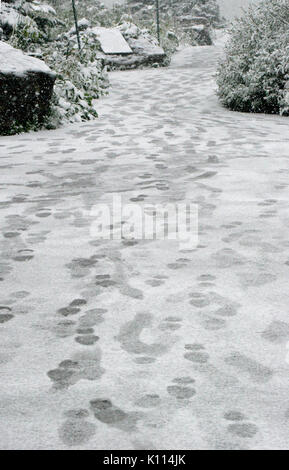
[0,41,56,135]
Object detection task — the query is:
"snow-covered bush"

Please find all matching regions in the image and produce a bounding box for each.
[1,1,109,131]
[0,0,58,42]
[54,1,179,59]
[0,40,56,136]
[42,29,109,127]
[52,0,126,29]
[126,0,220,25]
[166,0,221,27]
[126,0,221,46]
[217,0,289,115]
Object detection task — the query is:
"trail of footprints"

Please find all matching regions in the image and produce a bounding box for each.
[115,311,181,365]
[47,298,108,388]
[45,229,277,444]
[188,273,241,331]
[224,411,258,439]
[0,290,31,325]
[167,376,196,400]
[0,306,13,324]
[57,390,259,447]
[184,343,210,364]
[145,274,167,287]
[59,409,96,447]
[59,397,142,446]
[57,370,264,449]
[58,374,198,447]
[47,348,104,389]
[48,251,129,389]
[48,249,151,388]
[186,274,275,383]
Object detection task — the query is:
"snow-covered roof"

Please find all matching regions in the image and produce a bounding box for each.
[0,41,55,77]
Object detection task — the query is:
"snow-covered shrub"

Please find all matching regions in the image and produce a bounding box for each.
[2,1,109,130]
[53,0,126,29]
[42,34,109,127]
[126,0,221,46]
[126,0,220,26]
[0,0,58,41]
[217,0,289,115]
[54,1,179,59]
[0,40,56,136]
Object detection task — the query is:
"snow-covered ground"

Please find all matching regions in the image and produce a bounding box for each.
[0,42,289,450]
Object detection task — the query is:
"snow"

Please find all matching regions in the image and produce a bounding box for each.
[218,0,261,19]
[0,3,24,29]
[117,22,139,38]
[128,35,165,56]
[91,27,132,54]
[192,24,206,31]
[0,41,55,77]
[26,2,56,16]
[116,21,165,59]
[68,17,91,35]
[0,39,289,450]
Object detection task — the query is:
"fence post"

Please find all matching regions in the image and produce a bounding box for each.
[72,0,81,52]
[156,0,160,44]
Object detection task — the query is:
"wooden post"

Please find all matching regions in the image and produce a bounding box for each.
[72,0,81,52]
[156,0,160,44]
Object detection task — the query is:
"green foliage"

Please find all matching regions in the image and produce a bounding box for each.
[8,20,43,50]
[217,0,289,115]
[125,0,221,45]
[4,1,109,131]
[54,1,179,58]
[0,117,43,136]
[54,0,126,30]
[42,37,109,126]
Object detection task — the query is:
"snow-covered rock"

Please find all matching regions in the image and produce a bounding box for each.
[127,36,164,58]
[0,42,56,135]
[120,22,166,66]
[66,19,167,70]
[91,27,132,54]
[96,21,166,70]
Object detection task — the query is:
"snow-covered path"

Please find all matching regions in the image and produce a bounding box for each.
[0,44,289,450]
